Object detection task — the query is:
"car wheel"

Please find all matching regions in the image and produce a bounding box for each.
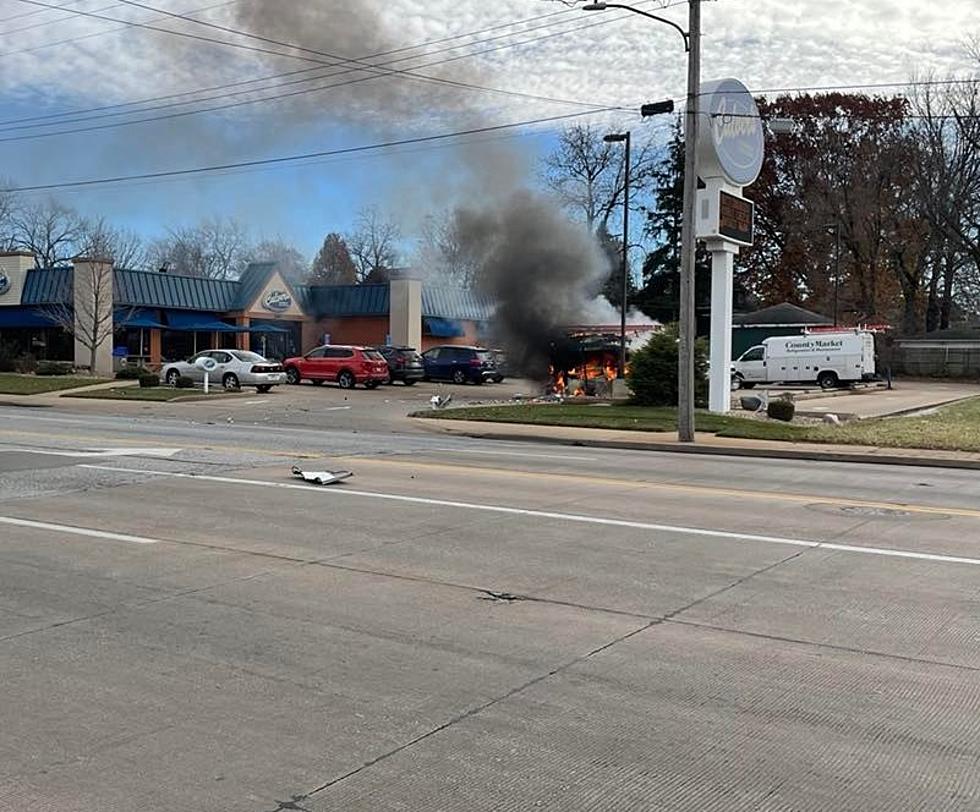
[222,373,240,391]
[493,375,503,384]
[817,371,839,390]
[403,379,417,386]
[165,369,180,387]
[285,367,301,385]
[338,370,356,389]
[256,385,272,393]
[452,369,467,385]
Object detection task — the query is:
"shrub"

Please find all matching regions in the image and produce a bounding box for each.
[0,342,17,373]
[36,360,75,376]
[175,375,194,389]
[14,353,37,374]
[767,398,796,422]
[138,372,160,388]
[115,366,146,380]
[627,324,709,407]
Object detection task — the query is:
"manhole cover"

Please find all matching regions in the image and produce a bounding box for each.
[806,503,949,521]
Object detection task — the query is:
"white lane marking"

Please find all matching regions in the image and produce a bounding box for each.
[322,406,352,412]
[0,446,181,459]
[434,448,598,462]
[240,399,270,406]
[0,516,159,545]
[80,465,980,568]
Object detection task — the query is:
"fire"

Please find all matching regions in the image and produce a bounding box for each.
[549,352,621,397]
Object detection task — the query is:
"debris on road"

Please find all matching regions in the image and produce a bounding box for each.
[823,413,842,425]
[430,393,454,410]
[291,466,353,486]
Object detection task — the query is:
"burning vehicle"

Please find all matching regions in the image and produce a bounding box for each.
[548,324,659,397]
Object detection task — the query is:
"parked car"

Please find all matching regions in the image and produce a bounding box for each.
[422,345,497,385]
[375,345,425,385]
[489,349,509,383]
[162,350,285,392]
[283,345,390,389]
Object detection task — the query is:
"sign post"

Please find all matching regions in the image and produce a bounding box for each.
[695,78,765,413]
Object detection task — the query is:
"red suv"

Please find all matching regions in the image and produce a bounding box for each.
[283,345,390,390]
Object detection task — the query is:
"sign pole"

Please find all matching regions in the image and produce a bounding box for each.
[707,240,737,412]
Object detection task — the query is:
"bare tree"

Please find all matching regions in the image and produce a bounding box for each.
[252,237,308,284]
[0,182,16,252]
[347,206,401,284]
[911,73,980,327]
[41,261,116,376]
[79,217,146,269]
[415,209,480,288]
[147,217,251,279]
[11,199,84,267]
[542,124,657,233]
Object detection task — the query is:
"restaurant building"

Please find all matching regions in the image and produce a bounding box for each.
[0,252,493,375]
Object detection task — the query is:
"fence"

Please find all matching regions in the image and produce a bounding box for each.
[893,340,980,378]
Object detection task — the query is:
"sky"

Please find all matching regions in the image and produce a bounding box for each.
[0,0,977,258]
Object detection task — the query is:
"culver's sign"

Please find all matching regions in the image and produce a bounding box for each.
[262,289,292,313]
[697,78,765,188]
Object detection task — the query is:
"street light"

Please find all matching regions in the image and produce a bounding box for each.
[603,131,630,380]
[585,0,700,442]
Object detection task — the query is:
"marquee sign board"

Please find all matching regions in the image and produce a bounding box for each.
[696,185,755,247]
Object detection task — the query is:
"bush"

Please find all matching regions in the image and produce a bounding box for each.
[138,372,160,388]
[14,353,37,374]
[36,360,75,376]
[0,342,17,373]
[767,398,796,422]
[627,324,709,407]
[115,366,146,380]
[175,375,194,389]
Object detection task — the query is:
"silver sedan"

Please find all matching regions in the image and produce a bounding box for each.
[162,350,286,392]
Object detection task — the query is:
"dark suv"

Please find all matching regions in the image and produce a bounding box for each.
[422,346,497,385]
[375,345,425,385]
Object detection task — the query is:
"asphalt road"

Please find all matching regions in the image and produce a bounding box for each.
[1,402,979,811]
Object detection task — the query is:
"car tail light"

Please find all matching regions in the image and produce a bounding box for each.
[469,358,482,367]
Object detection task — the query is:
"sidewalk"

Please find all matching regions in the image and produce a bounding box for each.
[0,379,137,408]
[420,418,980,470]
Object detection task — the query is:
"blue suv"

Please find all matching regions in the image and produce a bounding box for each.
[422,346,497,385]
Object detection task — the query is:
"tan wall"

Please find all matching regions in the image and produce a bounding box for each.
[0,252,35,307]
[72,258,115,376]
[389,278,422,349]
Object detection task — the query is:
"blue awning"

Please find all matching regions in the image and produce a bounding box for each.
[115,308,165,329]
[423,316,465,338]
[163,309,240,332]
[247,323,290,334]
[0,307,59,328]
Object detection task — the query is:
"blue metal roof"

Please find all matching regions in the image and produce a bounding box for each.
[421,286,493,321]
[234,262,275,310]
[21,268,72,305]
[114,268,239,311]
[309,284,389,317]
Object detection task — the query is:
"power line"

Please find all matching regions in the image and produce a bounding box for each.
[0,4,649,141]
[1,107,623,193]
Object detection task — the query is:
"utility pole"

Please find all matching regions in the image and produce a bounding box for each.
[602,130,632,378]
[833,222,841,327]
[677,0,701,443]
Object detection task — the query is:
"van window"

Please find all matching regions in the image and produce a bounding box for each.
[741,347,765,362]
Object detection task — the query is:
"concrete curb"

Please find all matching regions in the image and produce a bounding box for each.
[420,424,980,471]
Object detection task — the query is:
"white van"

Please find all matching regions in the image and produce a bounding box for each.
[732,332,877,390]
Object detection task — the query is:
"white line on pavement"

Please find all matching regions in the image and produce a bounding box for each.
[0,446,181,458]
[0,516,159,545]
[80,465,980,567]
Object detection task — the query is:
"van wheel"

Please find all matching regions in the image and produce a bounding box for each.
[818,371,839,390]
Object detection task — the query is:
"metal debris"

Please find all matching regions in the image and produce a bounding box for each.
[291,466,353,486]
[430,393,454,410]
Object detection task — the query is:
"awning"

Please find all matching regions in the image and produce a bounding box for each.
[163,309,240,332]
[0,307,59,328]
[114,308,165,329]
[423,316,465,338]
[247,323,290,334]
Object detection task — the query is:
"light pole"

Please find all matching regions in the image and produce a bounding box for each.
[603,131,630,379]
[585,0,699,442]
[828,222,842,327]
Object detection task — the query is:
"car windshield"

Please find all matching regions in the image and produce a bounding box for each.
[231,351,266,363]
